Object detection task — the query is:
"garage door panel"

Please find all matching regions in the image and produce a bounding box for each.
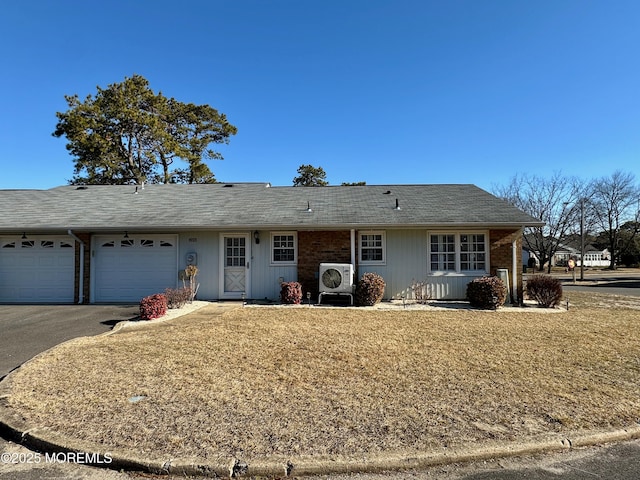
[0,236,75,303]
[39,256,55,267]
[20,255,37,267]
[94,235,177,303]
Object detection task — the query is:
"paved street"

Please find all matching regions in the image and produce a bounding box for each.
[563,277,640,297]
[294,439,640,480]
[527,269,640,297]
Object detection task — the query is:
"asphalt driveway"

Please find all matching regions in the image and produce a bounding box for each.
[0,304,139,379]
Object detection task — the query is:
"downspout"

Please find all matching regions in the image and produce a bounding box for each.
[350,229,356,266]
[351,229,357,289]
[68,230,84,304]
[512,233,518,305]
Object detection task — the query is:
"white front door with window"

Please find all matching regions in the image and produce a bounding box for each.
[220,233,250,299]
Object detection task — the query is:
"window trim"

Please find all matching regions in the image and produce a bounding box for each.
[358,230,386,265]
[270,232,298,265]
[428,231,489,275]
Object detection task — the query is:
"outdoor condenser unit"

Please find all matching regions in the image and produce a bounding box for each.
[318,263,355,304]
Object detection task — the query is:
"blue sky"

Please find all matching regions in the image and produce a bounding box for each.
[1,0,638,191]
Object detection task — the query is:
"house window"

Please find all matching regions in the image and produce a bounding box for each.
[460,234,486,271]
[430,234,456,271]
[121,239,134,248]
[429,233,488,273]
[21,240,35,248]
[2,241,16,249]
[359,231,385,264]
[271,233,297,264]
[226,237,246,267]
[41,240,54,248]
[140,239,154,247]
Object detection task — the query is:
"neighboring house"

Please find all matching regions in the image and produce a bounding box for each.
[0,183,542,304]
[553,242,611,268]
[522,237,611,270]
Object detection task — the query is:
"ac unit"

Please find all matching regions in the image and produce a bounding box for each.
[319,263,355,294]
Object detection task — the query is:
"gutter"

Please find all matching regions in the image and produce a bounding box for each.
[67,230,84,304]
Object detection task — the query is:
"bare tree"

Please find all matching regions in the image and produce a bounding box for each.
[493,172,586,273]
[591,171,640,269]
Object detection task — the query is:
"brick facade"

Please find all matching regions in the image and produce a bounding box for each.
[297,230,351,298]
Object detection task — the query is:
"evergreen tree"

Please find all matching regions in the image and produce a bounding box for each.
[53,74,237,184]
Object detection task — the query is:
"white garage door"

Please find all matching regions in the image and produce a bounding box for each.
[93,235,178,303]
[0,236,75,303]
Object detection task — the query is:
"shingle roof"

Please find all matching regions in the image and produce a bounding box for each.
[0,183,543,232]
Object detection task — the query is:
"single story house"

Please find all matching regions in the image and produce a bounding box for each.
[0,183,543,304]
[523,236,611,270]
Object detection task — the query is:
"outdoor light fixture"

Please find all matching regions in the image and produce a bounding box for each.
[306,201,312,212]
[21,232,27,239]
[254,231,260,244]
[306,291,311,306]
[124,231,129,238]
[241,292,246,306]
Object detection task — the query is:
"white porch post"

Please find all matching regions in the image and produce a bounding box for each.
[512,235,518,304]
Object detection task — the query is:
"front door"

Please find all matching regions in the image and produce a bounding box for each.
[220,234,250,299]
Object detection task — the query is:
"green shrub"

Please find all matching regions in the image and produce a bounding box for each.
[466,276,507,309]
[280,281,303,304]
[356,272,386,306]
[139,293,168,320]
[526,275,563,307]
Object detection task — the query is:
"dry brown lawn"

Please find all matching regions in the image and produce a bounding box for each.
[8,292,640,463]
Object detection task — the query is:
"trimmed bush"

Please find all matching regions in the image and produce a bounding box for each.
[466,276,507,309]
[526,275,563,308]
[280,281,303,304]
[164,287,192,309]
[356,272,386,306]
[140,293,168,320]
